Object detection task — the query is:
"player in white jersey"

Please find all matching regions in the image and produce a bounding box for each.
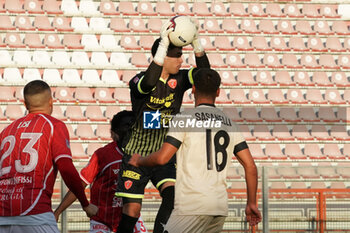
[129,68,261,233]
[0,80,97,233]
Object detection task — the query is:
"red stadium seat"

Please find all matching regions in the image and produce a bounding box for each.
[240,19,259,34]
[324,89,345,104]
[110,18,129,32]
[215,90,231,104]
[310,182,327,189]
[96,124,112,140]
[131,53,149,67]
[34,16,54,31]
[297,167,319,179]
[213,36,231,51]
[65,106,86,122]
[94,88,115,104]
[299,107,318,122]
[268,89,288,104]
[192,2,211,16]
[66,124,78,140]
[139,35,155,50]
[129,18,148,32]
[202,18,223,33]
[233,36,252,51]
[43,0,62,14]
[331,21,350,35]
[288,37,307,52]
[285,144,306,160]
[331,72,349,87]
[304,144,326,159]
[54,87,75,103]
[211,2,229,16]
[244,54,263,68]
[314,21,332,35]
[114,88,131,104]
[220,71,238,86]
[292,126,313,141]
[252,36,270,51]
[174,2,192,15]
[222,108,241,122]
[5,0,24,13]
[104,106,122,120]
[270,37,288,51]
[302,4,320,18]
[284,4,302,18]
[0,86,16,102]
[318,107,338,122]
[266,3,283,17]
[53,16,73,32]
[330,125,349,141]
[74,87,95,103]
[256,71,275,86]
[248,3,266,17]
[52,105,67,121]
[207,54,227,68]
[236,70,256,86]
[229,89,249,104]
[70,143,88,160]
[280,108,298,122]
[294,71,313,86]
[137,2,155,16]
[100,1,117,15]
[120,35,139,50]
[63,34,83,49]
[5,33,25,48]
[248,144,268,160]
[338,55,350,69]
[253,125,274,141]
[76,125,97,140]
[228,2,248,16]
[295,20,314,35]
[325,37,345,52]
[222,19,241,33]
[282,54,301,69]
[260,107,281,122]
[287,89,307,104]
[239,125,255,142]
[277,20,296,34]
[263,54,282,68]
[277,167,299,179]
[25,33,45,49]
[117,1,137,15]
[146,18,163,33]
[5,105,25,120]
[319,55,339,69]
[0,15,15,30]
[45,34,64,49]
[320,5,339,18]
[248,89,268,104]
[0,0,5,13]
[155,2,174,16]
[87,143,103,156]
[311,125,332,141]
[290,182,307,189]
[306,89,326,104]
[241,108,262,122]
[24,0,43,14]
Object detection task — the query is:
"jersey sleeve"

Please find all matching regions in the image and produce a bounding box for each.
[233,131,248,156]
[52,121,72,162]
[80,152,99,185]
[165,114,185,148]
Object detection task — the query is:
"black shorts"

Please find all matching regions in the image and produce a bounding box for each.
[115,154,176,201]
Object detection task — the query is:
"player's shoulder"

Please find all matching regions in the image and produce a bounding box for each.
[95,141,123,158]
[129,71,145,86]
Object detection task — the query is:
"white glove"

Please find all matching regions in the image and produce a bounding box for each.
[154,20,173,65]
[190,19,204,53]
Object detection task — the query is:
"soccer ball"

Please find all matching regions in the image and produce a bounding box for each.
[168,15,197,47]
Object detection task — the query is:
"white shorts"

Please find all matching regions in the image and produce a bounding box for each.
[0,225,59,233]
[164,215,226,233]
[90,216,148,233]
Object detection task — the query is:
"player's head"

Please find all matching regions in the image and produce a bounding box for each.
[152,38,183,74]
[110,110,135,147]
[193,68,221,102]
[23,80,53,115]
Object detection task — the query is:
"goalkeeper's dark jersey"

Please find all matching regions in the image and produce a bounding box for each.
[124,68,195,157]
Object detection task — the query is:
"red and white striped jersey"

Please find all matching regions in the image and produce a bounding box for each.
[0,113,72,216]
[80,141,123,231]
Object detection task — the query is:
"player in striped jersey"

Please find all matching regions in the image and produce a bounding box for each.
[129,69,261,233]
[115,20,210,233]
[54,111,148,233]
[0,80,97,233]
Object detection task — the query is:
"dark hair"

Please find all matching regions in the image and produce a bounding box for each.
[151,38,181,57]
[23,80,51,97]
[193,68,221,95]
[111,110,135,135]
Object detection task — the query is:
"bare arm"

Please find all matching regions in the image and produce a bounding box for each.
[129,142,178,167]
[235,148,261,226]
[54,181,87,222]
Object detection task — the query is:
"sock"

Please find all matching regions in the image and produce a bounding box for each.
[116,213,139,233]
[153,186,175,233]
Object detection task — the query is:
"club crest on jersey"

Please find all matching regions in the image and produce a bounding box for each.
[124,180,133,190]
[167,79,177,89]
[143,110,161,129]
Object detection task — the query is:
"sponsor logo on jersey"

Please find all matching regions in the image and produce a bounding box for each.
[167,79,177,89]
[124,180,133,190]
[122,170,141,180]
[143,110,161,129]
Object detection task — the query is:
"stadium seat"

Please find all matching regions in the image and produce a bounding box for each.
[99,1,117,15]
[207,54,226,68]
[0,0,5,13]
[233,36,251,51]
[320,5,339,18]
[226,166,241,180]
[3,68,24,85]
[323,144,345,159]
[0,50,13,66]
[5,105,25,120]
[215,89,231,104]
[248,144,268,160]
[241,108,262,122]
[329,182,346,189]
[294,71,312,86]
[307,37,326,52]
[96,124,112,140]
[285,144,306,160]
[267,89,287,104]
[252,36,270,51]
[54,87,74,103]
[120,70,136,84]
[44,34,64,49]
[146,18,162,33]
[274,71,293,86]
[81,34,100,50]
[272,125,293,140]
[110,52,130,68]
[260,107,280,122]
[266,3,283,17]
[288,37,307,52]
[314,21,332,35]
[222,108,241,122]
[43,69,64,85]
[131,53,149,67]
[0,86,16,102]
[305,144,326,159]
[248,3,266,17]
[174,2,191,15]
[282,54,302,69]
[114,88,131,104]
[284,3,302,18]
[23,68,41,82]
[5,33,25,48]
[319,107,339,122]
[74,87,95,103]
[263,54,282,68]
[66,124,78,140]
[298,107,318,122]
[139,35,155,50]
[330,125,350,141]
[300,54,320,69]
[63,69,83,85]
[312,72,333,86]
[87,143,103,156]
[220,71,238,86]
[120,35,139,50]
[266,144,287,160]
[137,2,155,16]
[211,2,229,16]
[203,18,223,33]
[256,71,275,86]
[116,1,137,15]
[66,106,86,122]
[248,89,268,104]
[331,21,350,35]
[70,143,88,160]
[229,89,249,104]
[192,2,211,16]
[0,15,15,30]
[222,19,241,33]
[310,182,327,189]
[244,54,263,68]
[53,16,73,32]
[129,18,148,32]
[297,167,319,179]
[311,125,332,140]
[155,2,174,16]
[33,50,51,66]
[91,52,109,66]
[52,51,71,67]
[278,167,299,179]
[14,86,24,102]
[277,20,296,34]
[52,105,67,121]
[238,125,255,141]
[331,72,349,87]
[270,182,287,189]
[94,88,115,103]
[306,89,326,104]
[270,37,288,51]
[292,125,313,140]
[24,0,43,14]
[76,124,97,140]
[295,20,314,35]
[104,105,122,120]
[34,16,53,31]
[253,125,274,141]
[110,18,129,32]
[63,34,84,49]
[236,70,256,86]
[43,0,62,14]
[71,51,90,66]
[338,55,350,69]
[101,69,123,85]
[240,19,259,34]
[61,0,79,15]
[302,4,320,18]
[324,89,345,104]
[24,33,44,49]
[100,34,119,50]
[13,50,32,66]
[290,182,307,189]
[89,17,109,32]
[5,0,24,13]
[326,37,345,52]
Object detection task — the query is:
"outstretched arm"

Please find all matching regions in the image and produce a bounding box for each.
[235,148,262,226]
[54,181,87,221]
[129,142,178,167]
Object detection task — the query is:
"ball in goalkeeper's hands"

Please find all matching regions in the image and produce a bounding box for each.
[168,15,197,47]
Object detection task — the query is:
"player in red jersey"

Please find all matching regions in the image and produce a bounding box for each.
[54,111,148,233]
[0,80,97,232]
